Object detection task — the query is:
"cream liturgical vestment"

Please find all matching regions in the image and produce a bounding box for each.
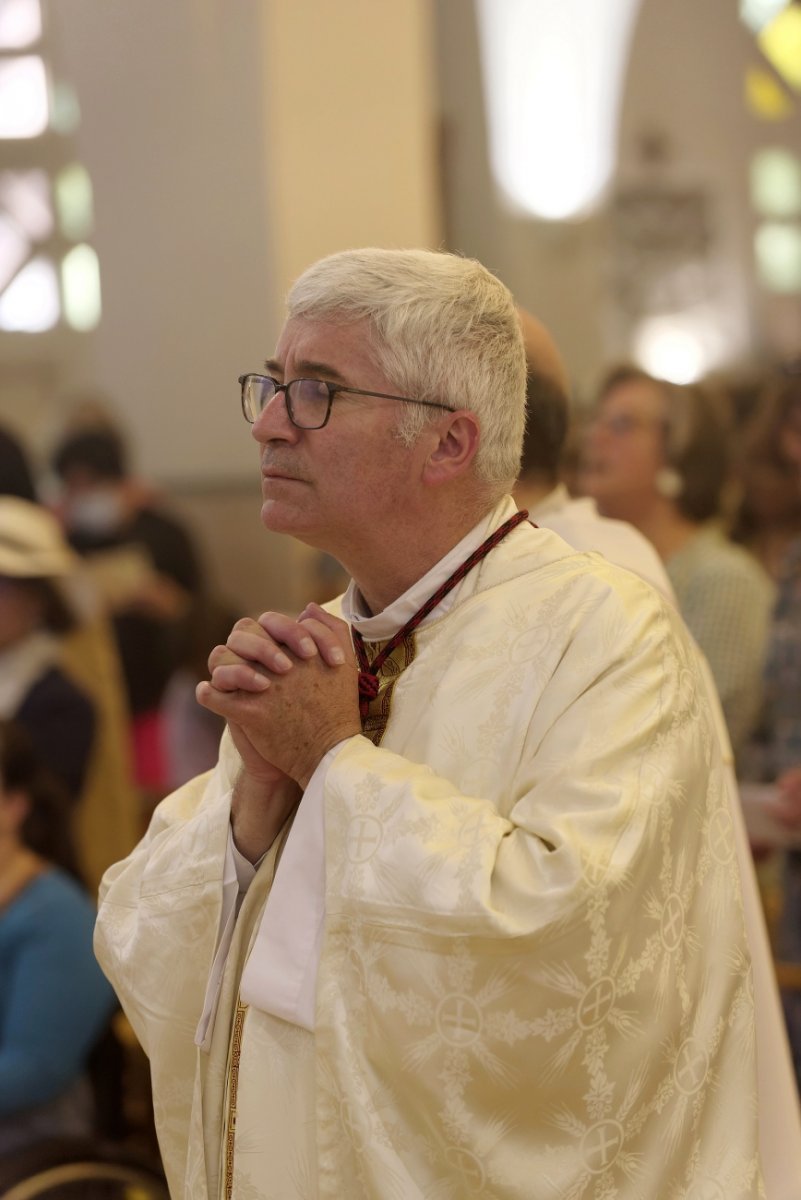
[96,499,766,1199]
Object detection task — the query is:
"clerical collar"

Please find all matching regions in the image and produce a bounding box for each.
[342,495,521,641]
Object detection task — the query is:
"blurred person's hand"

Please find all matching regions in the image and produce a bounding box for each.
[773,766,801,829]
[124,572,191,620]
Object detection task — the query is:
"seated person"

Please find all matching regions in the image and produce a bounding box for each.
[0,498,96,804]
[0,429,139,890]
[0,720,116,1154]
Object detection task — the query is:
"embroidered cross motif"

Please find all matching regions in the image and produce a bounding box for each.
[582,1121,624,1173]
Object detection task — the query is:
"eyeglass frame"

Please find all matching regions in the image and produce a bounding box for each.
[239,373,454,430]
[589,412,667,438]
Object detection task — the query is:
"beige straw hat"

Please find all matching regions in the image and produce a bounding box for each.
[0,497,79,579]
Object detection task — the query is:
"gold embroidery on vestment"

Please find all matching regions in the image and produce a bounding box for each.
[361,632,417,746]
[224,997,248,1199]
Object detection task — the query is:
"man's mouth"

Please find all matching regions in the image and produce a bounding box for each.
[261,464,306,483]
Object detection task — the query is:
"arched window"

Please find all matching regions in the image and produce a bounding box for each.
[0,0,100,333]
[742,1,801,297]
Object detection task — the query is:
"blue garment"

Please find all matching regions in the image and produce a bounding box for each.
[0,869,115,1126]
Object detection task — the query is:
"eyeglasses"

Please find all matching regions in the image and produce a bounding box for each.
[590,413,666,438]
[239,373,454,430]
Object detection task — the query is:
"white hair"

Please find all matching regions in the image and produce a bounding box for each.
[286,248,526,489]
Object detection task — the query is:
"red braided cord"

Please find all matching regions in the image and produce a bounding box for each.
[352,509,529,718]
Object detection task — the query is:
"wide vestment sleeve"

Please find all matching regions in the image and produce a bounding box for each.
[94,742,238,1195]
[313,554,764,1198]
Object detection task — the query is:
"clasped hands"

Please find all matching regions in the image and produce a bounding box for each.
[196,602,362,790]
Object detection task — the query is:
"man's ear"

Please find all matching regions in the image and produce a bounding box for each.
[421,411,481,487]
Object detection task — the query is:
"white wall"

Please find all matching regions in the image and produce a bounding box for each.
[262,1,441,297]
[39,0,441,612]
[48,0,277,485]
[46,0,440,491]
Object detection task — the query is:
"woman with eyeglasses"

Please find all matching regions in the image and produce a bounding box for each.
[579,365,774,760]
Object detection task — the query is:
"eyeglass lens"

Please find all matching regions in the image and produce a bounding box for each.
[592,413,661,437]
[242,376,331,429]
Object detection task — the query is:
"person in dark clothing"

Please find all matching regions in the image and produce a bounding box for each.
[14,644,95,805]
[0,499,96,806]
[0,425,138,890]
[51,426,202,793]
[0,427,37,502]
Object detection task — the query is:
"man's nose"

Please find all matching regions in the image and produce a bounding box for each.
[250,390,299,443]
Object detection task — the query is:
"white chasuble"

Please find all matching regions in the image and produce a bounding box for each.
[96,507,765,1199]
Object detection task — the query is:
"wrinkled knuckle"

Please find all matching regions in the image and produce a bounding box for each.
[301,616,324,633]
[208,643,227,668]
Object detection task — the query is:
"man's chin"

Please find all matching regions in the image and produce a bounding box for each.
[260,496,295,530]
[259,498,316,540]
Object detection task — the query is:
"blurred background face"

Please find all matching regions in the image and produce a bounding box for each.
[580,378,667,521]
[59,468,128,538]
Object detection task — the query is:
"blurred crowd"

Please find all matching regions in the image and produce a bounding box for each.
[574,364,801,782]
[1,359,801,1172]
[569,360,801,1096]
[0,408,231,1174]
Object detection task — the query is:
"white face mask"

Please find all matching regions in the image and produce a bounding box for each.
[65,488,126,536]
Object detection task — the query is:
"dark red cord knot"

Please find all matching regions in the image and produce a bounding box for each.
[358,670,380,718]
[358,671,379,699]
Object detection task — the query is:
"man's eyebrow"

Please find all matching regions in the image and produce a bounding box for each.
[262,358,348,384]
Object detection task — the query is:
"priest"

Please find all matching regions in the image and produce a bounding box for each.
[96,248,764,1199]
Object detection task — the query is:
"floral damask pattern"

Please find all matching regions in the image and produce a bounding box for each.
[96,520,764,1198]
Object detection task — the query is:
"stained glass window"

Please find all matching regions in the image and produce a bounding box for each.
[0,0,101,332]
[755,223,801,291]
[0,0,41,50]
[62,244,100,330]
[745,66,794,119]
[0,256,58,330]
[740,0,790,35]
[55,163,93,240]
[751,148,801,217]
[759,4,801,92]
[0,56,48,137]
